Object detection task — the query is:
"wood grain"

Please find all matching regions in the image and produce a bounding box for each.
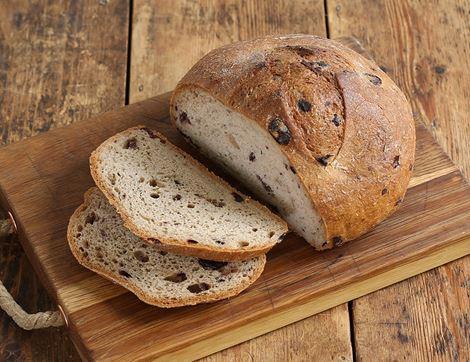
[130,0,326,100]
[130,1,354,360]
[202,304,352,362]
[0,91,468,360]
[0,0,129,360]
[353,257,470,361]
[327,1,470,360]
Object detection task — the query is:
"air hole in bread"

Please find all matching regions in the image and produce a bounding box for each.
[85,212,97,225]
[187,203,195,208]
[124,137,138,149]
[173,194,182,201]
[252,228,258,232]
[215,240,225,245]
[239,241,250,247]
[108,173,117,185]
[149,179,165,188]
[187,239,198,244]
[83,240,89,248]
[150,193,160,199]
[159,251,168,256]
[210,199,225,207]
[198,259,228,270]
[76,225,83,232]
[164,272,187,283]
[138,177,145,183]
[119,270,132,278]
[133,250,149,263]
[268,231,275,238]
[187,283,211,294]
[75,233,81,238]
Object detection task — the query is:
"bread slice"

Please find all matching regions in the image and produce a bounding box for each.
[170,34,415,250]
[67,188,266,308]
[90,126,287,261]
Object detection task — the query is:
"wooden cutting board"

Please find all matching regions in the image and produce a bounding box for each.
[1,39,470,361]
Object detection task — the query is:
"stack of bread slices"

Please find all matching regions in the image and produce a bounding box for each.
[68,35,415,308]
[68,127,288,307]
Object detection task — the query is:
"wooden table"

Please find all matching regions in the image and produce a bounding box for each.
[0,1,468,360]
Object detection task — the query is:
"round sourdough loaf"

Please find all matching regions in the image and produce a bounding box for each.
[170,34,415,250]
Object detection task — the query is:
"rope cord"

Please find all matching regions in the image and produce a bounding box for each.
[0,218,65,329]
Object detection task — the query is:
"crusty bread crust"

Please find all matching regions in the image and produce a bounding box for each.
[170,34,416,248]
[90,126,288,261]
[67,188,266,308]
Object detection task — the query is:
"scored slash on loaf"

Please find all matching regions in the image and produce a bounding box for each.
[68,188,266,308]
[89,126,288,262]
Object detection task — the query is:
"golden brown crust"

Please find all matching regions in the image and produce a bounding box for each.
[67,188,266,308]
[90,126,287,261]
[170,34,416,248]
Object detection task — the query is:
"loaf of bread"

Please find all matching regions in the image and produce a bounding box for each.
[90,126,287,261]
[171,34,416,249]
[67,188,266,307]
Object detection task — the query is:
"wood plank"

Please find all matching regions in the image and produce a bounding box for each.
[130,0,327,99]
[327,0,470,359]
[130,1,353,360]
[0,92,468,360]
[353,257,470,361]
[200,304,352,362]
[0,0,129,360]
